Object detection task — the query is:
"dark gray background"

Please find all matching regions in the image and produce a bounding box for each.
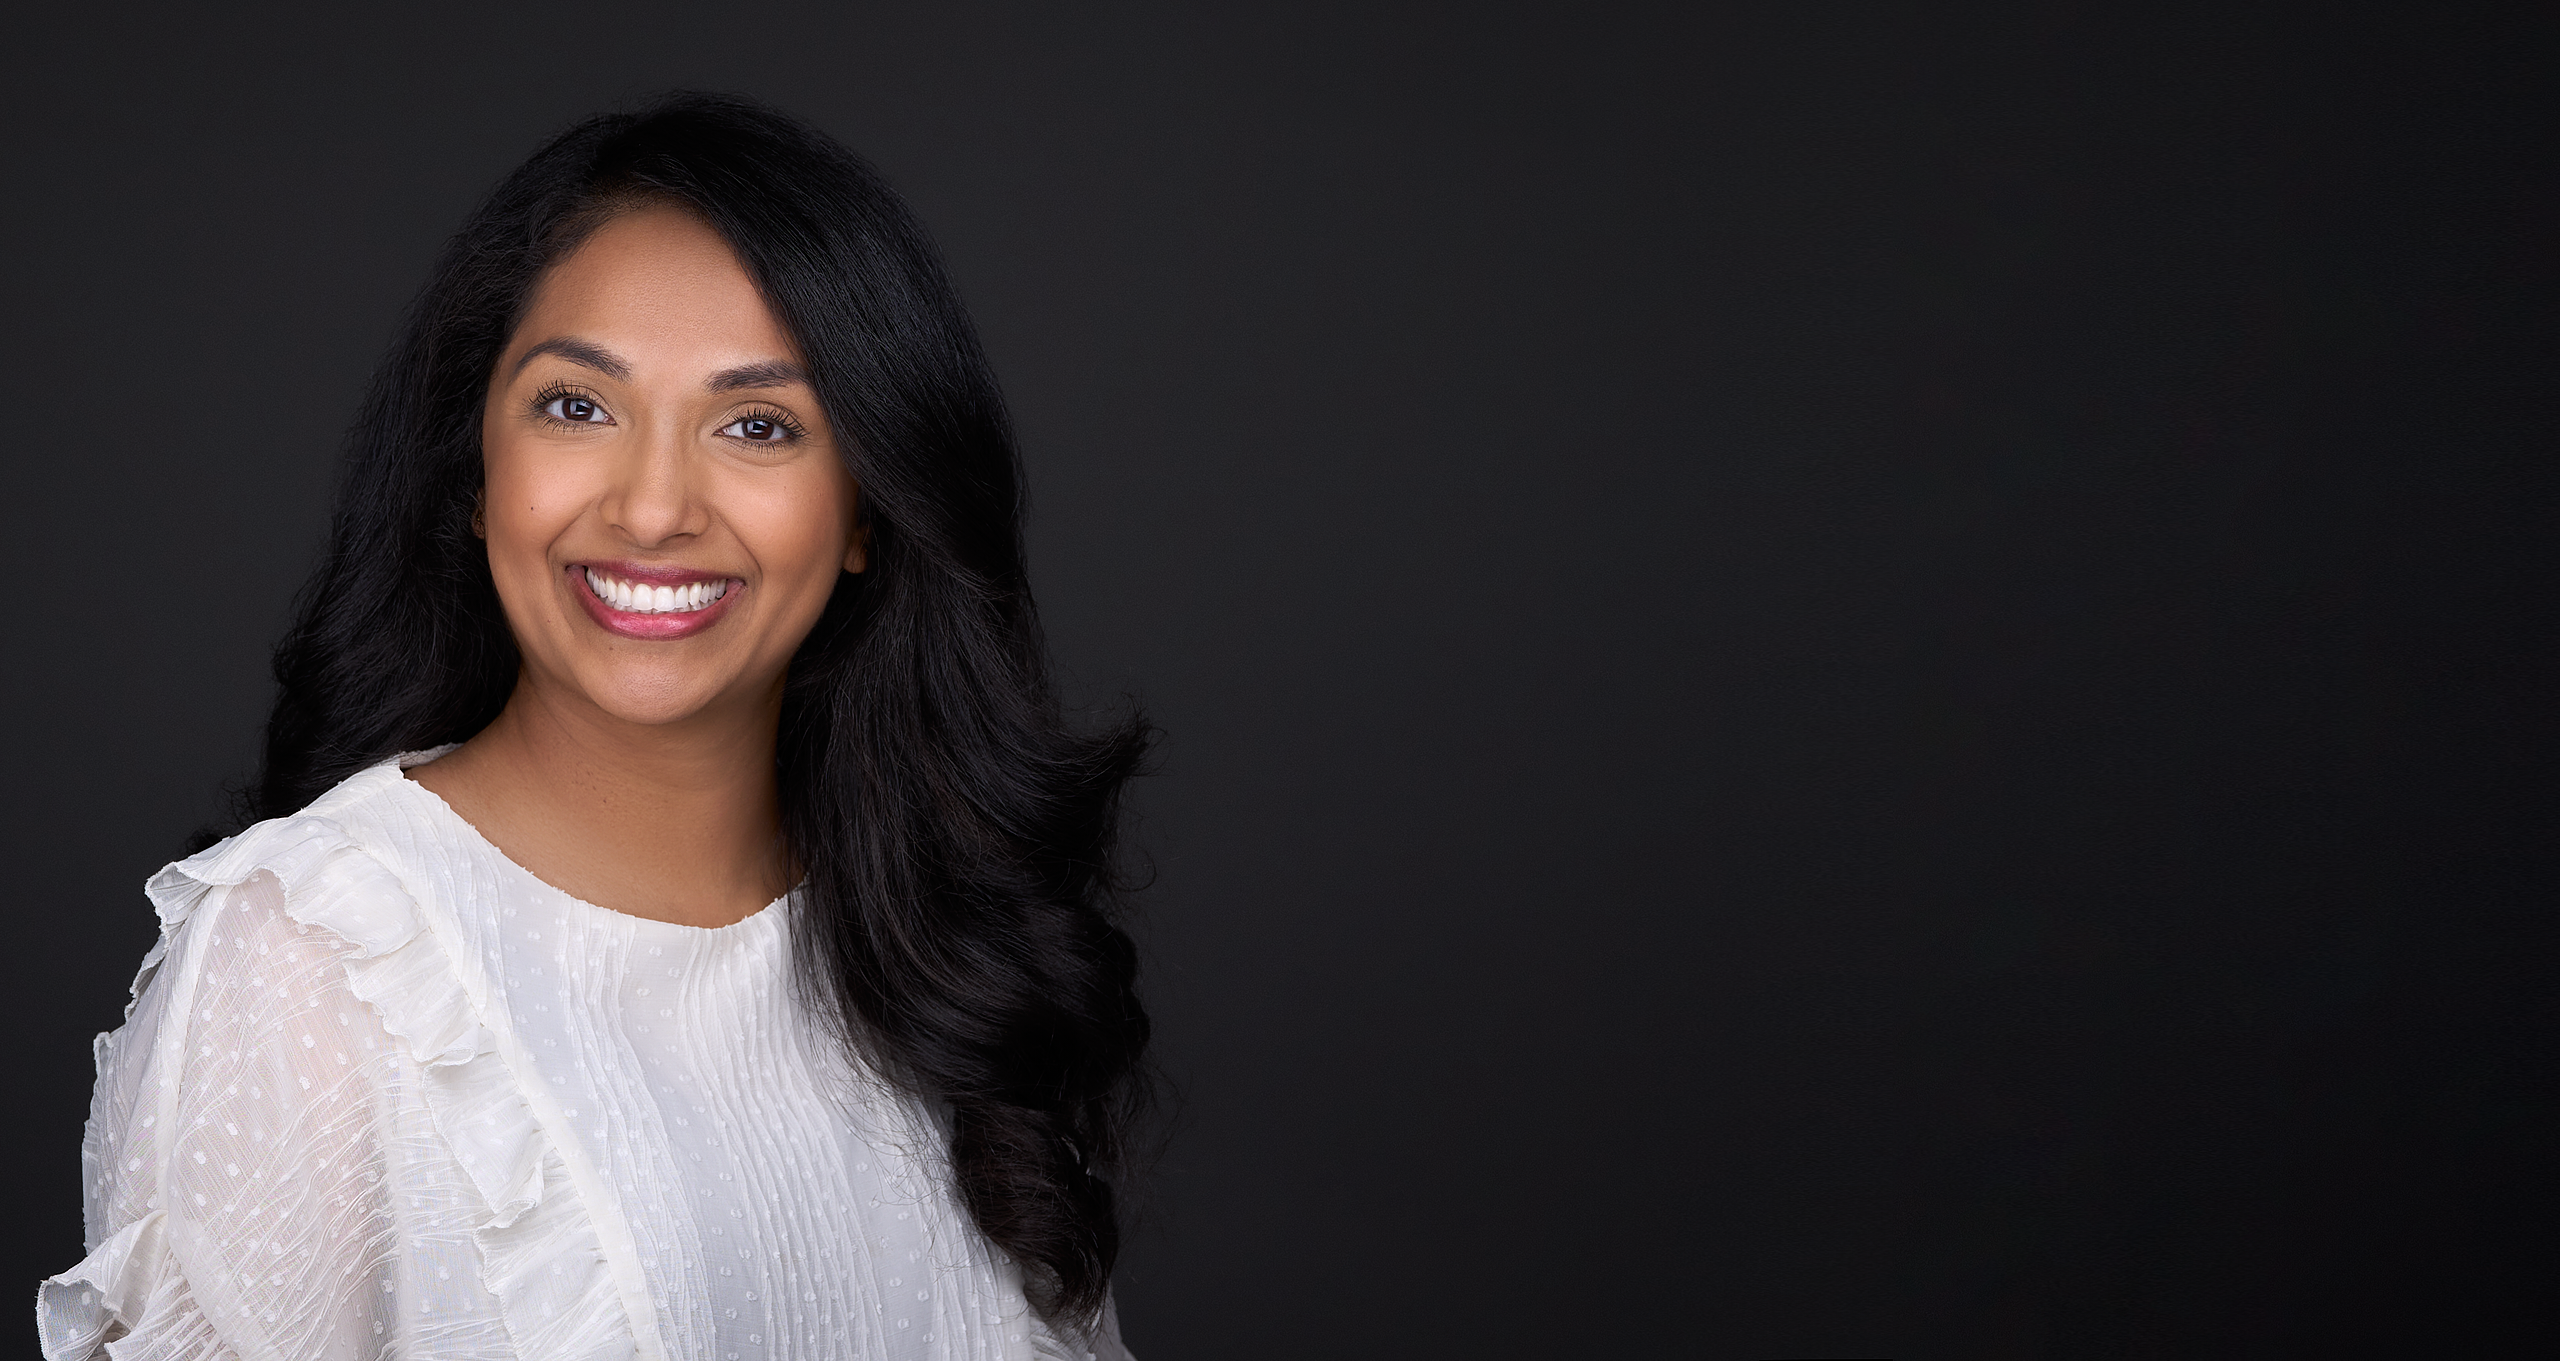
[2,3,2549,1357]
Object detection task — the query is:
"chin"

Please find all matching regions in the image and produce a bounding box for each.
[579,667,736,728]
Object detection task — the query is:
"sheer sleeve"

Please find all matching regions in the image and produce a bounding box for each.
[1090,1293,1135,1361]
[1025,1292,1135,1361]
[42,871,402,1360]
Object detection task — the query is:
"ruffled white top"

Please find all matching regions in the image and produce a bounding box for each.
[38,753,1130,1361]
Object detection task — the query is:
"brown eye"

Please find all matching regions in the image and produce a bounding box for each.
[542,394,610,424]
[720,415,790,443]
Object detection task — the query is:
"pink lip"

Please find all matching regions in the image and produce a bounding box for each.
[569,561,744,640]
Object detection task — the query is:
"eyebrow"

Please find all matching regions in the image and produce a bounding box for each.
[511,337,631,381]
[705,359,809,392]
[509,338,806,393]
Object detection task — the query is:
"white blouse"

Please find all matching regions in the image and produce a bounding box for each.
[39,753,1130,1361]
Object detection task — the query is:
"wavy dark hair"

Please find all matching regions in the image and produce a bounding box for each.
[227,91,1151,1324]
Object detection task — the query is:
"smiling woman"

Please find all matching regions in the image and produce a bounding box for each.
[412,204,872,930]
[38,94,1148,1361]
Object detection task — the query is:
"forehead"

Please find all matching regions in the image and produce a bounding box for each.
[511,205,800,370]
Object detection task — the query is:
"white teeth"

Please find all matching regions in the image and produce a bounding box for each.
[584,570,731,615]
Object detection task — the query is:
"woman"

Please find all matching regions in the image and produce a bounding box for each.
[39,93,1149,1361]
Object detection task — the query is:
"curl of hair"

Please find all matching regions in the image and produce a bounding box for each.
[230,92,1151,1325]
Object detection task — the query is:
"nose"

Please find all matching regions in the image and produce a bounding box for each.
[599,418,708,549]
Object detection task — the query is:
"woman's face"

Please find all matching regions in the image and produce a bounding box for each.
[480,204,862,729]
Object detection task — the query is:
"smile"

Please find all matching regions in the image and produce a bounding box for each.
[570,563,742,641]
[583,568,732,615]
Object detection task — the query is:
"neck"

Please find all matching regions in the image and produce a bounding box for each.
[409,669,790,928]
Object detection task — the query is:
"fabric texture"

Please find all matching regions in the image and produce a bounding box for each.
[39,754,1130,1361]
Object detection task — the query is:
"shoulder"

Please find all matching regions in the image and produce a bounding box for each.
[139,758,448,985]
[93,769,436,1146]
[114,753,494,1077]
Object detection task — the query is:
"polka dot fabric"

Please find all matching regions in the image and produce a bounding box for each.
[38,755,1129,1361]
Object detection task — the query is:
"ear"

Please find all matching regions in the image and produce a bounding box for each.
[471,489,488,540]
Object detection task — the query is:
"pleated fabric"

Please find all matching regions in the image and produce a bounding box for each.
[38,754,1128,1361]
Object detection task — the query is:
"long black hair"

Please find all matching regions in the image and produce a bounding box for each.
[236,91,1151,1324]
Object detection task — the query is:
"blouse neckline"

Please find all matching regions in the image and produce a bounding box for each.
[378,751,791,939]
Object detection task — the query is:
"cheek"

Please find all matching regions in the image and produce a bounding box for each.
[733,467,858,591]
[478,436,583,577]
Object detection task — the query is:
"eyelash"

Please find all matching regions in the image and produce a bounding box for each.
[525,385,807,443]
[723,404,808,444]
[529,382,610,428]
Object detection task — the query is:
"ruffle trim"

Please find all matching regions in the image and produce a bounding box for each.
[38,1212,168,1360]
[84,797,633,1360]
